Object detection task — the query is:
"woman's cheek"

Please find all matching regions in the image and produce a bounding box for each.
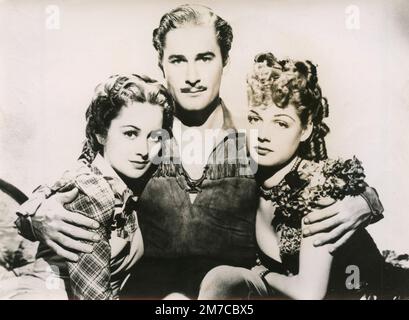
[276,130,299,158]
[116,137,129,154]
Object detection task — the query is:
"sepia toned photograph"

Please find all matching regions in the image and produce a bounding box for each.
[0,0,409,302]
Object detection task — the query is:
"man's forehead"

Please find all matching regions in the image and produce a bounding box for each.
[163,25,219,56]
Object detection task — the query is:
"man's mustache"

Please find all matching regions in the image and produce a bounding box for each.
[180,86,207,93]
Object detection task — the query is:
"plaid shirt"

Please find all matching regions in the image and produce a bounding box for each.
[20,155,139,300]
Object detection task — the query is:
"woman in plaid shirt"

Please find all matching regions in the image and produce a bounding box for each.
[0,74,173,299]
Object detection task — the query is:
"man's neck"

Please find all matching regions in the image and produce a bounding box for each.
[175,96,222,130]
[172,97,226,183]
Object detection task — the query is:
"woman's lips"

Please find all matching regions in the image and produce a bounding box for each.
[254,146,273,156]
[129,160,149,169]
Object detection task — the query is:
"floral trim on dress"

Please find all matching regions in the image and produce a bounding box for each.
[261,156,366,258]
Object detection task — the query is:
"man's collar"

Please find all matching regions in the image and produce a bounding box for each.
[168,99,238,164]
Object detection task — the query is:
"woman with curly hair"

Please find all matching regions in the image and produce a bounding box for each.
[0,74,173,300]
[198,53,390,300]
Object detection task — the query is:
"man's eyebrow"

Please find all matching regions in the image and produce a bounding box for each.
[273,114,296,122]
[197,51,216,59]
[167,54,187,60]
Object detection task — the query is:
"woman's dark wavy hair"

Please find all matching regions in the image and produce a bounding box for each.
[248,52,330,162]
[152,4,233,71]
[79,74,173,163]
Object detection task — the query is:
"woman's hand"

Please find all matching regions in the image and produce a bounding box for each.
[251,264,269,276]
[302,195,372,252]
[31,188,101,262]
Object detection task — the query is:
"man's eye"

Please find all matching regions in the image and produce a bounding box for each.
[200,56,213,62]
[123,131,138,138]
[275,121,289,128]
[170,59,184,65]
[248,116,260,124]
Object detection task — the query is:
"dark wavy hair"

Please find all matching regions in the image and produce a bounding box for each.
[247,52,330,162]
[152,4,233,71]
[79,74,173,163]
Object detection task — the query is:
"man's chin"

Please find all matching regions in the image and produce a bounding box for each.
[177,97,210,112]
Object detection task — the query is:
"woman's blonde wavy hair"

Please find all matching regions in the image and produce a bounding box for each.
[247,52,330,162]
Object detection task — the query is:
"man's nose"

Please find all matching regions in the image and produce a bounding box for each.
[185,62,200,87]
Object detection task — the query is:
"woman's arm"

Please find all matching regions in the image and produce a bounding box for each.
[263,226,333,300]
[256,202,333,300]
[64,174,116,300]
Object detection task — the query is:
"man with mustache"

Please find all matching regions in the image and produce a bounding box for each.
[15,4,384,299]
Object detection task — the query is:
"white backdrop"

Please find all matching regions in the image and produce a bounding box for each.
[1,0,409,252]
